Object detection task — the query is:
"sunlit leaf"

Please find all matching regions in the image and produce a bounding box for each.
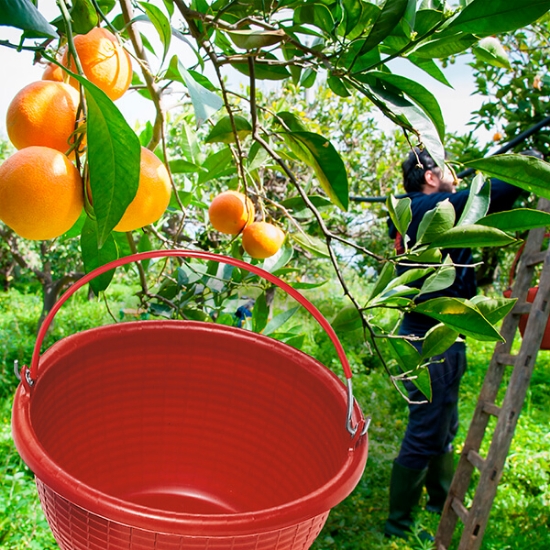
[429,224,516,249]
[472,36,511,70]
[227,29,285,49]
[280,131,349,210]
[291,232,330,257]
[464,154,550,200]
[80,217,119,294]
[74,74,140,247]
[70,0,98,33]
[448,0,550,35]
[387,195,412,245]
[205,115,252,144]
[140,2,172,64]
[470,295,517,325]
[174,59,223,126]
[368,71,446,139]
[457,172,490,225]
[263,306,299,335]
[414,297,504,341]
[420,324,459,360]
[477,208,550,232]
[417,200,455,245]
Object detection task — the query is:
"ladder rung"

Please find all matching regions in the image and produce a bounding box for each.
[467,449,486,471]
[451,496,469,524]
[512,303,532,315]
[482,401,501,417]
[495,352,517,366]
[524,250,547,266]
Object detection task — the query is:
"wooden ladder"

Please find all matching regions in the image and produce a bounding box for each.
[435,197,550,550]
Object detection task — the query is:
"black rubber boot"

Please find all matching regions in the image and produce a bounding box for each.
[425,451,455,514]
[384,460,427,539]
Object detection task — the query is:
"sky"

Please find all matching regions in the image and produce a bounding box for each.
[0,2,492,146]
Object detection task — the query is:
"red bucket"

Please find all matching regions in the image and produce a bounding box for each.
[12,250,369,550]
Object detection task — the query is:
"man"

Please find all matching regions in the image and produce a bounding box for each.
[384,147,528,539]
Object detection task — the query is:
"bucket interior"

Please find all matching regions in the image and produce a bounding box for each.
[25,321,358,515]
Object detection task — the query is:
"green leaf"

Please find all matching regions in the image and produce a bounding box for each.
[368,262,396,301]
[359,0,410,56]
[70,0,99,34]
[227,29,285,49]
[408,57,453,87]
[429,224,517,249]
[420,324,459,361]
[408,366,432,401]
[418,262,456,296]
[205,115,252,144]
[232,54,292,80]
[140,2,172,64]
[414,7,444,35]
[414,297,505,341]
[472,36,511,70]
[412,33,478,58]
[263,306,299,335]
[368,71,446,139]
[263,244,293,273]
[280,195,333,212]
[331,304,363,332]
[291,232,330,257]
[386,336,422,372]
[80,217,119,294]
[463,154,550,200]
[387,195,412,246]
[252,292,269,333]
[174,59,223,126]
[470,295,517,325]
[294,3,335,34]
[75,75,141,247]
[0,0,59,38]
[457,172,490,225]
[343,0,363,35]
[168,159,202,174]
[369,84,445,169]
[417,200,456,245]
[477,208,550,232]
[448,0,550,35]
[279,131,349,210]
[327,74,351,97]
[274,110,308,132]
[197,147,236,184]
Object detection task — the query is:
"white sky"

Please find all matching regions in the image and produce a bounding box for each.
[0,1,491,145]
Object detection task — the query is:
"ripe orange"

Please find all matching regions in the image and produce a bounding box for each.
[42,62,64,82]
[0,146,83,240]
[6,80,81,154]
[113,147,172,232]
[63,27,132,101]
[208,190,255,235]
[242,221,285,259]
[492,131,503,142]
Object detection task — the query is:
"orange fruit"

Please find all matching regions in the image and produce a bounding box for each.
[42,62,64,82]
[242,221,285,259]
[208,190,255,235]
[492,131,503,142]
[6,80,81,154]
[0,146,83,240]
[113,147,172,232]
[63,27,132,101]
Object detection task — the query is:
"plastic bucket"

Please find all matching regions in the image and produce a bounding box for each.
[12,250,369,550]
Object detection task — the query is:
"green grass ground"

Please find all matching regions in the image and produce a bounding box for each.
[0,287,548,549]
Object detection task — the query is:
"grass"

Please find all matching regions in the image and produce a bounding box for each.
[0,285,549,549]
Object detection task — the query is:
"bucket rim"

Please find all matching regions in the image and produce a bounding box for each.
[12,320,369,537]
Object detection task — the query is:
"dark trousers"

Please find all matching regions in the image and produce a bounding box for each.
[396,340,467,471]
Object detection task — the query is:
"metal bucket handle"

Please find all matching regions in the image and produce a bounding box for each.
[21,249,369,439]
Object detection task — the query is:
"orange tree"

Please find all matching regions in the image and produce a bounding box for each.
[3,0,550,397]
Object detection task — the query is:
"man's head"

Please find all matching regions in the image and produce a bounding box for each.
[402,147,456,194]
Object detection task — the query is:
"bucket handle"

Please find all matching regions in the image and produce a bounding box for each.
[22,249,369,439]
